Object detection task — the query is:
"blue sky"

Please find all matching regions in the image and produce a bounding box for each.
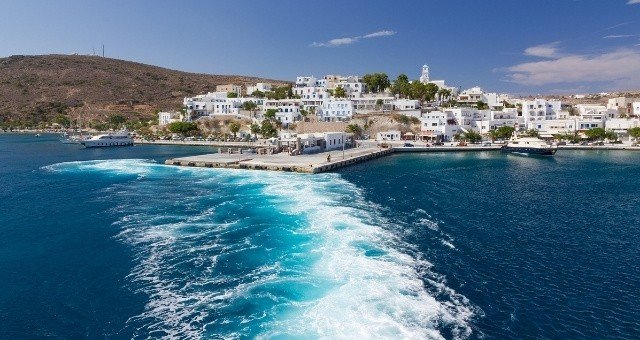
[1,0,639,94]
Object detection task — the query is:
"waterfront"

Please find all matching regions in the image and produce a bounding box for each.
[1,133,639,338]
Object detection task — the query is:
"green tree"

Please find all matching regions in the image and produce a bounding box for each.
[438,88,452,103]
[250,123,261,138]
[391,74,411,98]
[463,131,482,143]
[251,90,265,98]
[604,130,618,141]
[229,121,241,138]
[362,73,390,93]
[424,83,439,102]
[476,101,489,110]
[585,127,606,141]
[333,86,347,98]
[54,114,71,128]
[242,101,258,119]
[345,124,363,139]
[495,126,515,140]
[628,127,640,139]
[227,92,238,98]
[264,109,277,120]
[260,120,278,138]
[168,121,198,135]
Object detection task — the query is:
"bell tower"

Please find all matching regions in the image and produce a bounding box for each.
[420,64,430,83]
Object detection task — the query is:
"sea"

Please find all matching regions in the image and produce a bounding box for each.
[1,133,639,339]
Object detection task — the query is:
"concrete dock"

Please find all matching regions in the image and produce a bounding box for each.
[164,144,640,174]
[165,147,394,173]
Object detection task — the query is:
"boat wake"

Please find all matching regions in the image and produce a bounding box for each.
[45,159,477,339]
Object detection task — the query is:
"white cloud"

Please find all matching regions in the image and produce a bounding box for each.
[628,0,640,4]
[362,30,396,38]
[603,34,639,39]
[504,48,640,89]
[524,42,561,58]
[605,22,630,30]
[311,30,396,47]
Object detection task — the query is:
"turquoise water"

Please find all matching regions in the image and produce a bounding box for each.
[1,133,639,338]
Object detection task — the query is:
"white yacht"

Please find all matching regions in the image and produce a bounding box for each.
[80,130,134,148]
[501,134,557,156]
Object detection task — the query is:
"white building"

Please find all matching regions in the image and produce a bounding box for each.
[457,87,485,106]
[419,111,460,142]
[457,87,507,109]
[158,111,182,126]
[521,99,562,129]
[294,86,328,113]
[606,118,640,133]
[419,65,458,97]
[351,94,394,113]
[419,65,430,83]
[246,83,272,95]
[376,130,402,141]
[634,102,640,116]
[184,92,264,119]
[263,99,302,125]
[320,99,353,122]
[295,76,320,88]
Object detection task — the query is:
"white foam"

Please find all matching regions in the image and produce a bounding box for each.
[48,159,476,338]
[42,158,158,178]
[235,171,476,339]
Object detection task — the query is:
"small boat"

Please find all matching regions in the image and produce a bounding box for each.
[80,130,134,148]
[35,133,41,137]
[501,134,557,156]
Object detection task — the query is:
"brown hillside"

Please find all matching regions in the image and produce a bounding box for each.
[0,54,288,125]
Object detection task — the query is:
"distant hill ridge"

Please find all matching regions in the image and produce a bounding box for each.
[0,54,287,125]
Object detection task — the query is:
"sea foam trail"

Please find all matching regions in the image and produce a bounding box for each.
[45,159,476,339]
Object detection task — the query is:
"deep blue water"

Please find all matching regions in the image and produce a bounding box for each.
[1,133,639,339]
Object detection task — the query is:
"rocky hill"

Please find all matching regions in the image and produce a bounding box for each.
[0,54,287,127]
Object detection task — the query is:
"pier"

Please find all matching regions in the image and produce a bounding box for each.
[165,147,394,173]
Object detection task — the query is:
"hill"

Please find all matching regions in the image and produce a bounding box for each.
[0,54,287,128]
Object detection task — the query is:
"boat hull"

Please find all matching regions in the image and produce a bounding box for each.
[501,146,556,155]
[80,140,134,148]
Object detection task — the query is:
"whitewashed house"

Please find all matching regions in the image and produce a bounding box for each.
[246,83,272,95]
[263,99,302,125]
[320,99,353,122]
[419,111,460,142]
[633,102,640,116]
[521,99,561,130]
[376,130,402,141]
[158,112,182,126]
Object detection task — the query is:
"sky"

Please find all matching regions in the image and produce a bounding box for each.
[1,0,639,95]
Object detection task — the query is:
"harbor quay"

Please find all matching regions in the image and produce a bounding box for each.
[165,143,510,174]
[165,147,393,173]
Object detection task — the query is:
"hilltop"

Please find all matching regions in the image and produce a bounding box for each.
[0,54,287,127]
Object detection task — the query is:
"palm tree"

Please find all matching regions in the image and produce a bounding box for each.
[376,99,384,113]
[438,88,452,105]
[229,121,241,138]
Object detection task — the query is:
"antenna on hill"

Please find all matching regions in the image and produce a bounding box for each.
[102,44,104,57]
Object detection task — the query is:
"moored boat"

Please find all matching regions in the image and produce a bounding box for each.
[501,134,557,156]
[80,130,134,148]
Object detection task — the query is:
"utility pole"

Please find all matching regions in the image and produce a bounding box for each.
[102,44,104,57]
[342,132,345,159]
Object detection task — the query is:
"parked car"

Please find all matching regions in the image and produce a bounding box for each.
[482,141,491,146]
[433,142,444,146]
[403,143,414,147]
